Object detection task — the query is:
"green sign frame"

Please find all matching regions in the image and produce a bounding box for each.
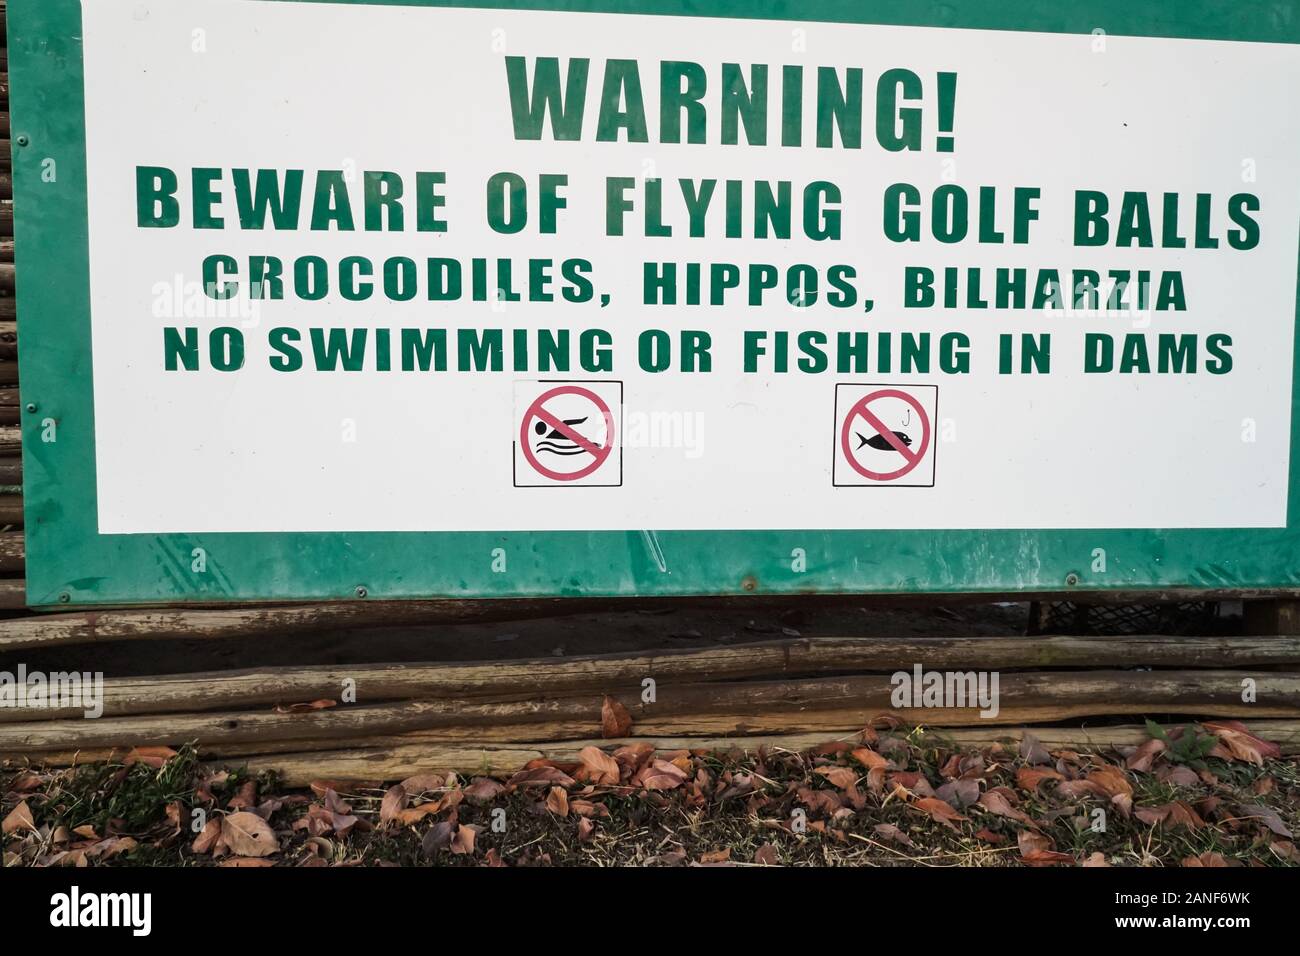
[9,0,1300,607]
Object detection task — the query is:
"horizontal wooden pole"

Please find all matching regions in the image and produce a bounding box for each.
[4,633,1300,723]
[178,721,1300,785]
[0,528,21,572]
[0,576,22,607]
[0,494,20,528]
[0,597,643,650]
[3,670,1297,753]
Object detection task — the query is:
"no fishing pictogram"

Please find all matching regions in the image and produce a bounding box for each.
[833,384,938,488]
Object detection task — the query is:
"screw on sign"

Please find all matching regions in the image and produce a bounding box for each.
[519,385,616,481]
[840,388,932,481]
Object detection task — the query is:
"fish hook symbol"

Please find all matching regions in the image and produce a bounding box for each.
[902,408,911,427]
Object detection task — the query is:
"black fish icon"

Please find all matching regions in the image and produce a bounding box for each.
[856,430,912,451]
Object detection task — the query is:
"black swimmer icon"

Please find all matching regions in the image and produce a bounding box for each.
[533,416,590,456]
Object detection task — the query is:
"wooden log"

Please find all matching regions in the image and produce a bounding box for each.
[2,670,1298,752]
[203,720,1300,785]
[15,719,1300,779]
[0,576,23,608]
[0,261,12,293]
[0,494,20,527]
[0,201,11,239]
[0,424,19,453]
[4,633,1300,723]
[0,385,18,425]
[0,456,19,485]
[0,597,637,651]
[0,359,16,385]
[1246,600,1300,636]
[0,528,21,573]
[0,239,13,264]
[0,318,14,355]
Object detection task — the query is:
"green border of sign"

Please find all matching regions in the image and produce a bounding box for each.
[9,0,1300,606]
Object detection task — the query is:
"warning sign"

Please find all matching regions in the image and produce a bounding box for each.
[834,384,938,487]
[514,381,623,487]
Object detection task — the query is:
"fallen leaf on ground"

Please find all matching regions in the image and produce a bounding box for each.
[873,823,916,848]
[814,766,859,789]
[577,746,622,785]
[1235,803,1292,838]
[978,789,1035,827]
[124,747,177,769]
[1203,720,1281,766]
[754,844,779,865]
[912,797,967,831]
[221,812,279,858]
[191,818,222,854]
[1135,801,1205,830]
[546,786,569,817]
[450,824,478,855]
[1018,830,1074,866]
[2,801,35,835]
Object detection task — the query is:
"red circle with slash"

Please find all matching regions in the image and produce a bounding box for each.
[840,388,931,481]
[520,385,616,481]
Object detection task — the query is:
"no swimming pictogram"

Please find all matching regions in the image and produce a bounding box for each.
[514,381,623,487]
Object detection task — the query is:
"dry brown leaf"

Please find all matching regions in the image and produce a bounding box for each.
[462,777,506,803]
[1236,803,1292,838]
[221,811,279,858]
[191,818,222,854]
[699,848,731,864]
[1082,852,1111,867]
[508,765,576,789]
[1183,852,1233,867]
[1203,720,1281,766]
[220,856,276,867]
[546,786,570,817]
[1015,766,1063,792]
[912,797,967,831]
[639,759,690,791]
[1017,830,1073,866]
[851,748,890,770]
[578,746,622,785]
[124,746,177,769]
[873,823,916,848]
[2,800,35,835]
[814,766,859,789]
[601,696,633,738]
[449,824,478,856]
[398,773,446,794]
[379,785,408,825]
[754,843,780,865]
[1135,800,1205,830]
[978,789,1035,827]
[1126,738,1166,772]
[273,699,337,713]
